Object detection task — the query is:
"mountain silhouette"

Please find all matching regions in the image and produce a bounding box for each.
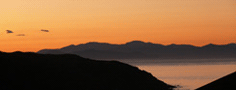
[0,51,175,90]
[38,41,236,60]
[196,71,236,90]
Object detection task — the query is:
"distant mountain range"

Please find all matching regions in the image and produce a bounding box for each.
[38,41,236,60]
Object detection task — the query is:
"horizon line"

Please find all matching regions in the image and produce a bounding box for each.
[1,40,235,53]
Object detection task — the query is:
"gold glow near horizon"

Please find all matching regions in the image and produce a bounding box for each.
[0,0,235,52]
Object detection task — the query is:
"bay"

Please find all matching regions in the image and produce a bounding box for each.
[118,59,236,90]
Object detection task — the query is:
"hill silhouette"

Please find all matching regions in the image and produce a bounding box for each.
[196,71,236,90]
[38,41,236,60]
[0,51,174,90]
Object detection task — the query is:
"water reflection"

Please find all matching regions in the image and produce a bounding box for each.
[118,59,236,90]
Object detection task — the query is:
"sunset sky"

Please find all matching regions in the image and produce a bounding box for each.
[0,0,235,52]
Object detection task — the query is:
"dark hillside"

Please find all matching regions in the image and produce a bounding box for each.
[196,71,236,90]
[0,51,174,90]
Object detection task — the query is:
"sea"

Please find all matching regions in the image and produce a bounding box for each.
[118,58,236,90]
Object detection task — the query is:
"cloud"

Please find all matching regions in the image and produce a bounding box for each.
[16,34,25,36]
[6,30,13,34]
[41,29,49,32]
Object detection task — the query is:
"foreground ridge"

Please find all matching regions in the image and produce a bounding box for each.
[196,71,236,90]
[0,51,174,90]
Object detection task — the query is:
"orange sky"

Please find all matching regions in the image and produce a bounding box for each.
[0,0,235,52]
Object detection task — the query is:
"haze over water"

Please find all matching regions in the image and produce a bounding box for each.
[120,59,236,90]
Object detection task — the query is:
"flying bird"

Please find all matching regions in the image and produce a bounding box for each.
[41,29,49,32]
[6,30,13,34]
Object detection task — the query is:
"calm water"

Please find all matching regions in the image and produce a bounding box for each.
[118,59,236,90]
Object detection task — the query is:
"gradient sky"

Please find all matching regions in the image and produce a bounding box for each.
[0,0,235,52]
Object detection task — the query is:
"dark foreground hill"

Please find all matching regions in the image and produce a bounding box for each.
[196,71,236,90]
[0,51,174,90]
[38,41,236,59]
